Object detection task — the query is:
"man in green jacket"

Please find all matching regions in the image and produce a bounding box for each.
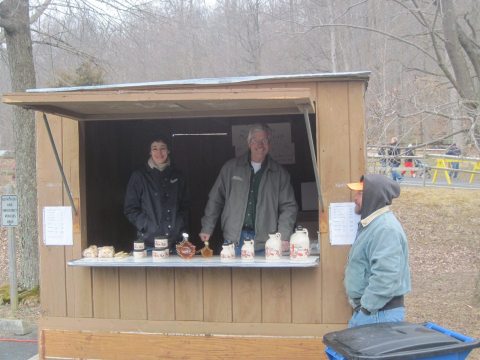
[199,124,297,255]
[345,174,411,327]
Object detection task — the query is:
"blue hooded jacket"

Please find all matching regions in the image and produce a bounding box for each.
[344,174,411,312]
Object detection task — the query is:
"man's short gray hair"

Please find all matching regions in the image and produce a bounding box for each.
[247,123,273,144]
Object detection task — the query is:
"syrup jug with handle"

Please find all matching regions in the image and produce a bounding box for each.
[241,239,255,260]
[221,241,235,260]
[290,226,310,260]
[265,232,282,260]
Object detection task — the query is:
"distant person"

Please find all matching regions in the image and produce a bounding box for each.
[124,137,190,252]
[378,146,387,174]
[199,124,298,255]
[446,143,461,179]
[402,144,415,177]
[388,137,403,182]
[345,174,411,328]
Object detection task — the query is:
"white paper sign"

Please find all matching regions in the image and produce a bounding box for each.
[43,206,73,246]
[328,202,360,245]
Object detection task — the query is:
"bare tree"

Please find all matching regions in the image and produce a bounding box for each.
[372,0,480,150]
[0,0,147,290]
[0,0,39,289]
[235,0,264,74]
[438,0,479,149]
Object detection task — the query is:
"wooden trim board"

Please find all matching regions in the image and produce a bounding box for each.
[40,316,346,337]
[41,329,332,360]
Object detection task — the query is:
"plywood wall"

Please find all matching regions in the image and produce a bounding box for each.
[37,114,67,316]
[37,115,93,318]
[317,81,366,323]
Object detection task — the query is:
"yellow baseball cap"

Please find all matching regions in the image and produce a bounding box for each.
[347,181,363,191]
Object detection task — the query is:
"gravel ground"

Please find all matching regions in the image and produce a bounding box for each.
[0,186,479,358]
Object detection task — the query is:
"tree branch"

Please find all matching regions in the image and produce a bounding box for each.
[370,128,469,151]
[440,0,476,102]
[303,23,437,62]
[0,0,18,31]
[404,66,444,77]
[332,0,368,22]
[31,29,99,62]
[408,0,460,96]
[30,0,53,24]
[393,0,428,28]
[457,24,480,99]
[399,109,471,122]
[464,12,477,41]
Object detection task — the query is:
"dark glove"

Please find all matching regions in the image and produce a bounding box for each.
[360,307,371,315]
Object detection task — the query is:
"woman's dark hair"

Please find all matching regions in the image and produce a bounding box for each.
[149,136,171,151]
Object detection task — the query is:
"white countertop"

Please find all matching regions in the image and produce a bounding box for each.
[67,255,320,268]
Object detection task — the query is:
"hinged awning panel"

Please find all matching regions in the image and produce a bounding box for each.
[3,88,315,121]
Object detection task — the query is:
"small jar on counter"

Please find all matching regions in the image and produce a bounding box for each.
[133,240,145,251]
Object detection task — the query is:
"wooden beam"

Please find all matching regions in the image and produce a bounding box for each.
[77,107,310,121]
[3,88,315,121]
[42,329,331,360]
[40,316,346,337]
[3,88,314,104]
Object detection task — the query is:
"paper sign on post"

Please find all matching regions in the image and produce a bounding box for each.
[42,206,73,246]
[328,202,360,245]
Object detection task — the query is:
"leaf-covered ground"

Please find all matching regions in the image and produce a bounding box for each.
[393,187,480,360]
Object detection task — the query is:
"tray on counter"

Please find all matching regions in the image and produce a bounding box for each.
[68,255,320,268]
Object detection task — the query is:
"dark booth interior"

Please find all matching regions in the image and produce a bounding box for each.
[84,114,317,254]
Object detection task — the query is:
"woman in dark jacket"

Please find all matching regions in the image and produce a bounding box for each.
[124,137,189,251]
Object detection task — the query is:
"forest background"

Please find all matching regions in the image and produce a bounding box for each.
[1,0,480,150]
[0,0,479,290]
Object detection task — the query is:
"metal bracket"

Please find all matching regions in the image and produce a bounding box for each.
[42,113,78,215]
[299,106,324,212]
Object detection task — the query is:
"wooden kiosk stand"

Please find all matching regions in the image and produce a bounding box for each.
[3,72,368,359]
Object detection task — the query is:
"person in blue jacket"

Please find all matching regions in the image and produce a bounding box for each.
[344,174,411,328]
[446,143,461,179]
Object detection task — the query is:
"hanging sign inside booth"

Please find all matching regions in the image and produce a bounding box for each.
[1,195,18,227]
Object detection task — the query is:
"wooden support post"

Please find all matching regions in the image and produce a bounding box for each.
[8,225,18,311]
[6,184,18,312]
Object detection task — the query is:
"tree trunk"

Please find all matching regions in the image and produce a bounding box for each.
[440,0,476,102]
[251,0,262,75]
[327,0,337,72]
[0,0,39,289]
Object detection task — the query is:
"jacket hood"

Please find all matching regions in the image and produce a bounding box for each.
[361,174,400,219]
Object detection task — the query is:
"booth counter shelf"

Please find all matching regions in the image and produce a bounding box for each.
[67,255,320,268]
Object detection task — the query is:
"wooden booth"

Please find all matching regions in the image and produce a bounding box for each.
[3,72,369,359]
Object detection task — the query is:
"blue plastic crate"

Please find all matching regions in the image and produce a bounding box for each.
[325,346,347,360]
[323,322,480,360]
